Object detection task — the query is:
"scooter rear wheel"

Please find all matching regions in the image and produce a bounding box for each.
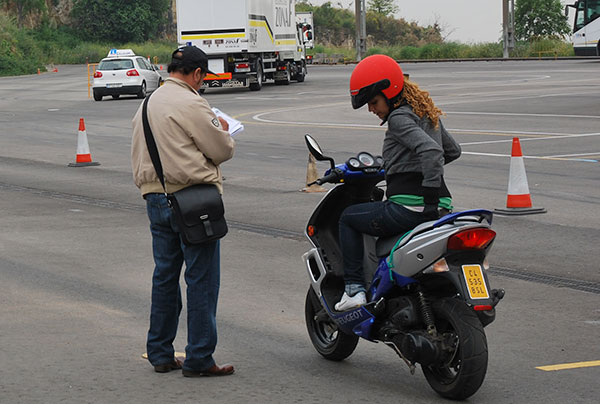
[305,287,359,361]
[422,298,488,400]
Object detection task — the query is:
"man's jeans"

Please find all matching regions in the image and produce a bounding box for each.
[339,200,425,287]
[145,193,219,371]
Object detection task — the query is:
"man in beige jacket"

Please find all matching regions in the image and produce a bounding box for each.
[131,46,235,377]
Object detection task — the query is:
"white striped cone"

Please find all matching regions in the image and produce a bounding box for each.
[494,137,545,215]
[506,137,531,208]
[68,118,100,167]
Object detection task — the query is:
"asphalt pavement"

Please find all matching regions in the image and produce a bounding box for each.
[0,60,599,403]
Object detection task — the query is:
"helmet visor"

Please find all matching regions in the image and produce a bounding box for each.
[350,79,390,109]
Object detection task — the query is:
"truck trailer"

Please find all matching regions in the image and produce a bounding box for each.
[176,0,314,91]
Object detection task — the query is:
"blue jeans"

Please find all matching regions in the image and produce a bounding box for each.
[145,193,220,371]
[339,201,426,287]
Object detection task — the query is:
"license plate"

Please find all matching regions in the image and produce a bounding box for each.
[462,265,490,299]
[222,79,246,88]
[106,83,122,88]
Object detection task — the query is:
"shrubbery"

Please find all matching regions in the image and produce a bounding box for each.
[0,14,44,76]
[0,13,176,77]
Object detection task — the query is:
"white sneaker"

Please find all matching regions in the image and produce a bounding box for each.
[334,292,367,311]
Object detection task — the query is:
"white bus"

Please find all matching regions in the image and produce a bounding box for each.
[566,1,600,55]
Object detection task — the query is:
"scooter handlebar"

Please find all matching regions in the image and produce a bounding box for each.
[309,168,343,186]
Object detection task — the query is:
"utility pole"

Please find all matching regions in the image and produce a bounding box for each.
[502,0,515,58]
[355,0,367,61]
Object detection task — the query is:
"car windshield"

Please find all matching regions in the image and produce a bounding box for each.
[98,59,134,70]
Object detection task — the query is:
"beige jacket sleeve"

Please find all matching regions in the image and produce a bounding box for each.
[184,97,234,165]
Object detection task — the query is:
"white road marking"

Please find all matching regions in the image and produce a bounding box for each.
[446,111,600,120]
[459,132,600,145]
[462,151,598,162]
[546,152,600,158]
[250,105,599,163]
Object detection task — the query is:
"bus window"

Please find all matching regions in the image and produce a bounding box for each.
[575,1,586,31]
[587,0,600,22]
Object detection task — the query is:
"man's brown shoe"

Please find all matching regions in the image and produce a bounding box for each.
[154,357,184,373]
[182,364,234,377]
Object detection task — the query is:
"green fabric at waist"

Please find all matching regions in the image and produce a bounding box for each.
[389,194,453,210]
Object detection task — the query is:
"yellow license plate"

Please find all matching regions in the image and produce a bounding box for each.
[462,265,490,299]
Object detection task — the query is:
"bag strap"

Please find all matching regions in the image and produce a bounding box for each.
[141,95,167,193]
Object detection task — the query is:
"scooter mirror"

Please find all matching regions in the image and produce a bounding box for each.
[305,134,336,169]
[305,135,324,158]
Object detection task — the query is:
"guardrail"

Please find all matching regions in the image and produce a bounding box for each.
[535,50,558,60]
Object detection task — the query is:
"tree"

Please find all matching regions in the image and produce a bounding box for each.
[70,0,169,43]
[514,0,570,40]
[0,0,45,27]
[367,0,398,17]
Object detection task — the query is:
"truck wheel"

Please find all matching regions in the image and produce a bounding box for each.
[249,62,263,91]
[296,62,306,83]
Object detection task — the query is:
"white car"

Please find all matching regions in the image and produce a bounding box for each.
[92,49,163,101]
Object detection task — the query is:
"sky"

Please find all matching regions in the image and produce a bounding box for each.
[306,1,575,44]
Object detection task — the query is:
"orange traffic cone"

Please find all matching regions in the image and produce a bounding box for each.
[494,138,545,215]
[68,118,100,167]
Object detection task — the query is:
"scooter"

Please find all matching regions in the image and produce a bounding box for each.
[302,135,504,400]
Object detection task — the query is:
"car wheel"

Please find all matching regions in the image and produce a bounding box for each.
[137,82,147,99]
[93,91,102,101]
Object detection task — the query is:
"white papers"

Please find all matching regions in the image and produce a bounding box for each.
[211,107,244,137]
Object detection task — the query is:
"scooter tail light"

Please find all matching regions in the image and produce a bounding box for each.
[448,228,496,250]
[473,305,493,311]
[307,225,316,237]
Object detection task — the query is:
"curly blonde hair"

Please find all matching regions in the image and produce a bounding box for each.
[395,80,444,128]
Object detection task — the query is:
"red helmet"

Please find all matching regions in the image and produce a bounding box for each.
[349,54,404,109]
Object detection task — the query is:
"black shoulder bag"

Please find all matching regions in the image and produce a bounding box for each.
[141,96,228,245]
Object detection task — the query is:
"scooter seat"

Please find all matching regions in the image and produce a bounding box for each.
[376,235,404,257]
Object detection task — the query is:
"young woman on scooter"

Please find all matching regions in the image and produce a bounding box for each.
[335,54,461,311]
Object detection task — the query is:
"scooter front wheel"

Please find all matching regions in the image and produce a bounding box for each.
[305,287,359,361]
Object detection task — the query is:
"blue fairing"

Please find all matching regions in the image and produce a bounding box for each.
[433,209,493,227]
[326,163,385,180]
[322,296,377,340]
[370,258,417,302]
